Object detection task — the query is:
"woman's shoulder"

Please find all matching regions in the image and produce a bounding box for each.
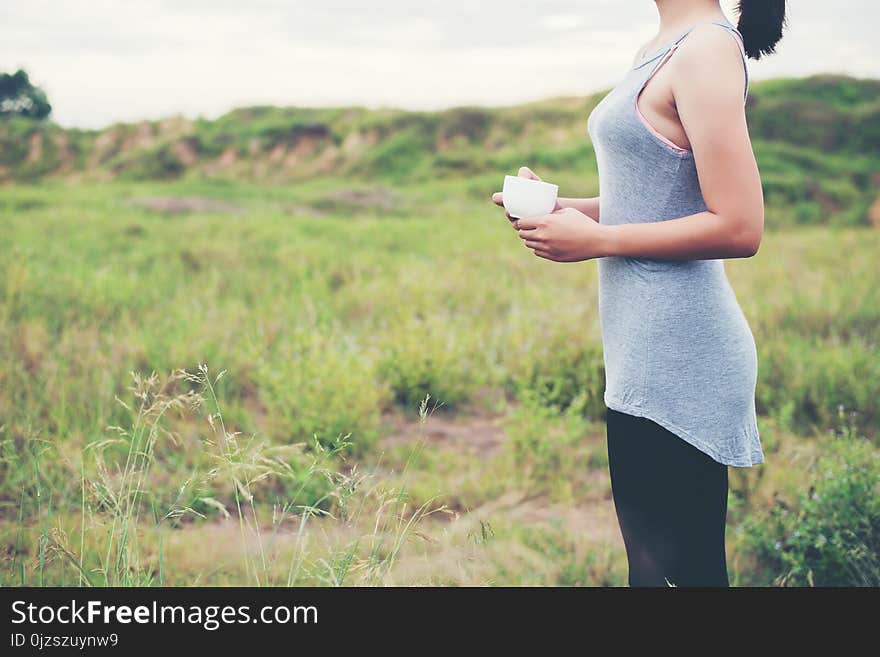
[667,23,747,98]
[674,23,746,68]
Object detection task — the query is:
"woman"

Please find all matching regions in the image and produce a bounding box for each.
[492,0,786,586]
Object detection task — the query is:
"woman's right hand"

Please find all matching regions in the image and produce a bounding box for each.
[492,166,556,226]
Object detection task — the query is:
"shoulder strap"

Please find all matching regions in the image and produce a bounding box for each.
[722,26,750,104]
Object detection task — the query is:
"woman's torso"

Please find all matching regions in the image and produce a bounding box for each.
[587,19,764,468]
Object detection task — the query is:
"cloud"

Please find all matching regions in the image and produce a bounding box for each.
[1,0,877,128]
[540,14,585,31]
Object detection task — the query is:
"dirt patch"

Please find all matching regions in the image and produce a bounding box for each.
[52,133,76,171]
[313,144,341,175]
[268,143,287,164]
[203,146,240,176]
[515,495,620,544]
[468,489,622,547]
[285,134,324,166]
[26,132,43,163]
[121,122,156,152]
[341,129,380,154]
[285,204,322,217]
[89,129,121,168]
[376,405,619,547]
[868,197,880,228]
[309,187,400,215]
[379,410,508,458]
[126,196,243,215]
[284,187,401,217]
[171,138,200,166]
[157,115,193,138]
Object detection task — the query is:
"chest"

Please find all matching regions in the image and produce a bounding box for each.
[587,68,645,143]
[587,60,687,158]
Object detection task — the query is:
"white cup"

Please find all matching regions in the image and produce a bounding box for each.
[502,175,559,219]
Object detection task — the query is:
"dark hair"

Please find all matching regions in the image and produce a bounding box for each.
[736,0,787,59]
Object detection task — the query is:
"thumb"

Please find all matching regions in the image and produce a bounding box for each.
[492,191,503,206]
[518,166,541,181]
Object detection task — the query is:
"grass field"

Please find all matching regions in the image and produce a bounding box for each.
[1,171,878,586]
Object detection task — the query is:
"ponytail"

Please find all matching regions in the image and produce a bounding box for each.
[736,0,787,59]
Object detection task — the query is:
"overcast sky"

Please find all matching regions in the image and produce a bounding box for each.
[3,0,878,128]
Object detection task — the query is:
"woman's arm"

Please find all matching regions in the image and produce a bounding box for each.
[558,196,600,221]
[514,27,764,262]
[604,27,763,259]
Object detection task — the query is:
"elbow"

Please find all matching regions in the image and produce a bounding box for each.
[736,231,762,258]
[730,213,764,258]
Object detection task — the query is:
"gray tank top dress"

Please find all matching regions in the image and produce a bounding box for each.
[587,19,764,467]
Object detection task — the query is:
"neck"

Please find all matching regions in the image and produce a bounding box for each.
[654,0,727,33]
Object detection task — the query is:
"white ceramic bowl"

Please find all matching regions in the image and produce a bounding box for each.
[502,175,559,219]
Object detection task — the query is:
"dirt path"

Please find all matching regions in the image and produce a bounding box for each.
[377,408,624,550]
[379,408,508,457]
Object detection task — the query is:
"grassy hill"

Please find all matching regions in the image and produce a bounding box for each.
[2,74,878,227]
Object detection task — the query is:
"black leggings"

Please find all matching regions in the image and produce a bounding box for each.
[605,407,730,587]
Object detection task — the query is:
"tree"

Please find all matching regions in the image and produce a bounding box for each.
[0,69,51,119]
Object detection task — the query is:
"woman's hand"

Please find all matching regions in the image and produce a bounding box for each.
[491,166,605,261]
[491,166,562,226]
[514,207,611,262]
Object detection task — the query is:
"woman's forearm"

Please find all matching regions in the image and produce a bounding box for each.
[600,210,762,260]
[558,196,600,221]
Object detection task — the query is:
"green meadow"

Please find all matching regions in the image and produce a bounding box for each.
[1,75,878,586]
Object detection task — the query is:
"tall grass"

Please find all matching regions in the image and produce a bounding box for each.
[11,364,451,587]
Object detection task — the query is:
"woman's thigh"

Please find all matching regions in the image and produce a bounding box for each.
[605,407,729,586]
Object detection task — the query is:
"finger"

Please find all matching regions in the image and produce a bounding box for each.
[532,249,556,260]
[518,166,541,181]
[517,228,540,240]
[523,239,543,250]
[492,192,503,206]
[515,216,540,230]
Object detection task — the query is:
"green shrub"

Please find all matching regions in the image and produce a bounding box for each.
[756,337,880,432]
[255,327,383,456]
[503,389,592,498]
[116,143,186,180]
[362,129,432,180]
[437,107,491,144]
[794,201,823,224]
[506,337,605,419]
[738,407,880,586]
[376,313,480,411]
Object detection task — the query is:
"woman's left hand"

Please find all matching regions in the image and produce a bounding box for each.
[514,207,610,262]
